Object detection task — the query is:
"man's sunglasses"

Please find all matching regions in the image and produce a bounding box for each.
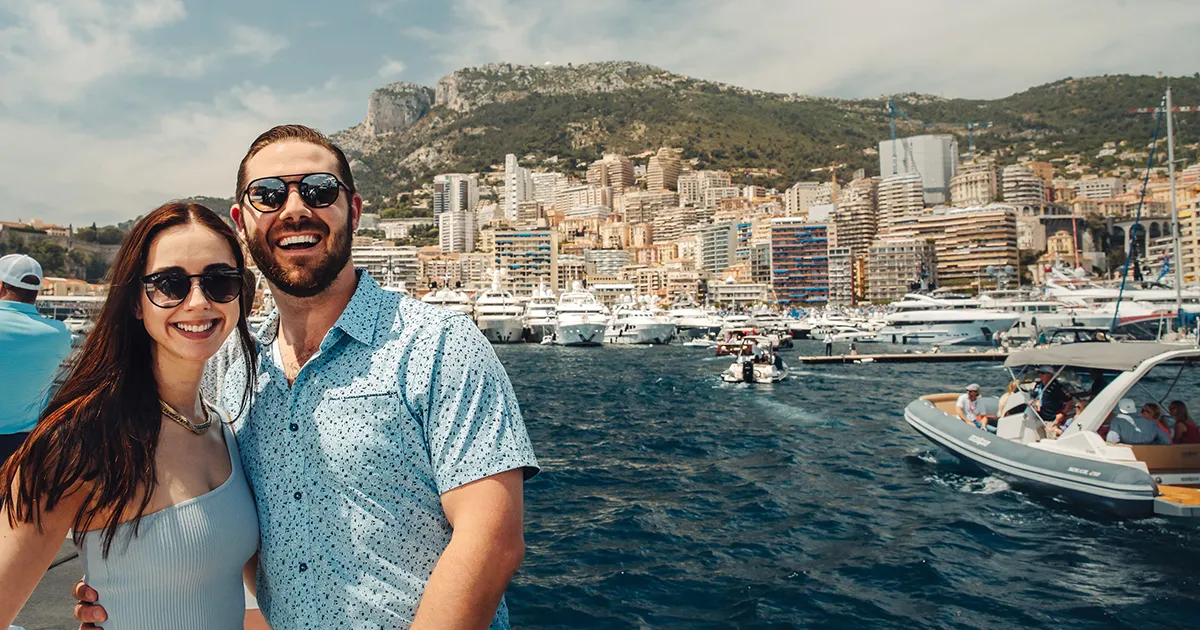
[242,172,348,213]
[141,268,244,308]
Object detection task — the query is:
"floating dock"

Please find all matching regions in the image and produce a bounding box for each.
[799,352,1008,364]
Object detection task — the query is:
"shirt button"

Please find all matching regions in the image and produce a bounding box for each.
[294,491,302,500]
[299,563,308,572]
[289,423,299,432]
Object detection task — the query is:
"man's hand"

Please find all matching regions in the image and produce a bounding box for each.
[72,581,107,628]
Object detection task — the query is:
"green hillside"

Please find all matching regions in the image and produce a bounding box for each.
[344,69,1200,206]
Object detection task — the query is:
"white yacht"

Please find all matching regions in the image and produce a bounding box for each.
[605,298,677,345]
[876,293,1020,346]
[474,273,525,343]
[553,282,609,346]
[523,284,558,343]
[421,283,473,315]
[665,297,723,340]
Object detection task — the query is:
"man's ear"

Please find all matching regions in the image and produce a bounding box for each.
[231,204,246,233]
[349,194,364,232]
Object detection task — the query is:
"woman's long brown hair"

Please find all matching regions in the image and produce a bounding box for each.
[1,203,257,556]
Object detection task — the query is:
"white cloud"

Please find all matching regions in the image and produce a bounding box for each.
[0,81,357,225]
[0,0,186,105]
[414,0,1200,99]
[378,56,406,79]
[0,0,288,106]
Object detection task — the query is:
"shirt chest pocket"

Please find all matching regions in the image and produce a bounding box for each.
[314,389,414,479]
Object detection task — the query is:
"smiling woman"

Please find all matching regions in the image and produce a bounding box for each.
[0,202,261,630]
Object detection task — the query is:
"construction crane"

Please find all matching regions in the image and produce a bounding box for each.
[886,98,932,175]
[959,121,993,160]
[810,162,848,203]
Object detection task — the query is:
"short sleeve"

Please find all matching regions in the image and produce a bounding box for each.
[1106,418,1126,443]
[955,395,966,410]
[419,315,540,494]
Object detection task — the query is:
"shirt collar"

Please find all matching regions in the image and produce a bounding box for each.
[0,299,38,314]
[252,270,383,348]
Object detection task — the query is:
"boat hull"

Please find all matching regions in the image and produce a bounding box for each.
[605,322,677,345]
[554,322,606,346]
[879,318,1017,346]
[904,398,1157,517]
[722,362,789,384]
[478,317,524,344]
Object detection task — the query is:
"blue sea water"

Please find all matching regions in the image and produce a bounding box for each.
[498,341,1200,630]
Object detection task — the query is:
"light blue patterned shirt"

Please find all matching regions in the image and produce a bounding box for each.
[220,271,539,629]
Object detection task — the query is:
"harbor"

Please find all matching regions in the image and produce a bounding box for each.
[16,339,1200,629]
[798,351,1009,364]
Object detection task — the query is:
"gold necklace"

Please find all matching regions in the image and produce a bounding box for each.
[160,395,213,435]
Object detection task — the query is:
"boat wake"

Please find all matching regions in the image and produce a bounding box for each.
[927,473,1012,496]
[792,369,888,383]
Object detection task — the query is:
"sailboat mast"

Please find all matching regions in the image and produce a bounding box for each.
[1166,84,1183,323]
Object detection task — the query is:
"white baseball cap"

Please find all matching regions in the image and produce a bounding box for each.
[0,254,44,290]
[966,383,980,392]
[1118,399,1137,415]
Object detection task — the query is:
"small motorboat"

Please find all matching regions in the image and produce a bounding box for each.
[722,336,789,384]
[904,343,1200,518]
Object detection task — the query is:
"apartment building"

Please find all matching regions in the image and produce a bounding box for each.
[866,237,936,302]
[489,229,558,297]
[1073,177,1126,200]
[697,222,736,274]
[554,184,612,213]
[351,245,420,287]
[877,172,924,233]
[770,218,829,305]
[708,281,770,309]
[831,178,879,259]
[619,190,677,224]
[531,172,569,206]
[646,147,682,191]
[587,153,635,193]
[437,209,476,254]
[432,173,479,214]
[950,158,998,207]
[827,247,856,306]
[912,205,1018,288]
[1002,164,1047,204]
[503,154,534,221]
[584,249,631,276]
[877,134,958,204]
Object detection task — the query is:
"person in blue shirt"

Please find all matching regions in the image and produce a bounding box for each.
[0,254,71,464]
[75,125,539,630]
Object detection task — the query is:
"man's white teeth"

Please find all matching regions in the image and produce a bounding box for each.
[174,321,215,333]
[279,235,319,247]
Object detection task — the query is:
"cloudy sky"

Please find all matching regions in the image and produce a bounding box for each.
[3,0,1199,225]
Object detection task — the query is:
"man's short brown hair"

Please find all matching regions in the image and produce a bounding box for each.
[1,281,39,303]
[234,124,356,205]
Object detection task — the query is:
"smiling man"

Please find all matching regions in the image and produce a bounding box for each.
[75,125,539,629]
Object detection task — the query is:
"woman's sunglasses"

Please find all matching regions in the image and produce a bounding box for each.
[141,268,244,309]
[242,172,347,213]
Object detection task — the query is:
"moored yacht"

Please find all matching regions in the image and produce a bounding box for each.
[605,298,677,345]
[876,293,1019,345]
[553,282,609,346]
[420,282,473,315]
[665,297,723,340]
[523,284,557,343]
[474,273,524,343]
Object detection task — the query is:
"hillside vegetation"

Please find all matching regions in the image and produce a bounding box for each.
[337,65,1200,206]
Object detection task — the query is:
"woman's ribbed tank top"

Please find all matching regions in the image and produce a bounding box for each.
[78,416,259,630]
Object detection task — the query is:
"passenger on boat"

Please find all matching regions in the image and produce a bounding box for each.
[1106,399,1172,445]
[956,384,996,432]
[1030,366,1071,424]
[1167,400,1200,444]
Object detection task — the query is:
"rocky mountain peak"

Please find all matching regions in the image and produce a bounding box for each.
[364,82,435,135]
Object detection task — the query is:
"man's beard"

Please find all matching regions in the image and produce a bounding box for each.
[245,214,352,298]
